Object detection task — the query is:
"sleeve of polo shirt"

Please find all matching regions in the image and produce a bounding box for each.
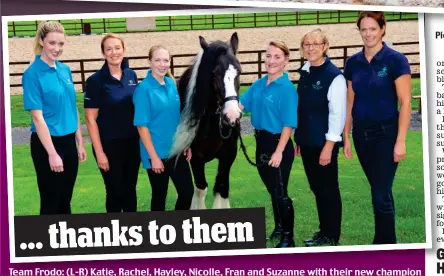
[133,84,151,126]
[239,84,254,113]
[22,70,43,111]
[343,58,352,81]
[391,52,411,80]
[84,76,102,108]
[279,84,298,129]
[326,75,347,142]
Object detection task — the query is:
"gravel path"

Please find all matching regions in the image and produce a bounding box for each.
[10,113,423,146]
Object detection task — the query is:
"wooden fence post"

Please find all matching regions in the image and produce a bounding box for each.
[170,56,175,77]
[257,52,262,79]
[80,61,86,92]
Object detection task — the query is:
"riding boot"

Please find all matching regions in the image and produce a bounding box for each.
[275,197,295,248]
[267,200,282,240]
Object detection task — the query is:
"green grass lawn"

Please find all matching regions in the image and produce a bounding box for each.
[8,11,417,37]
[11,131,425,247]
[8,78,421,128]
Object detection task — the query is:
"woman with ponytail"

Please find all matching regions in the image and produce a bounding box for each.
[84,33,141,213]
[23,21,87,215]
[133,45,194,211]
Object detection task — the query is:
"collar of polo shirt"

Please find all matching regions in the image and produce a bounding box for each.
[300,57,330,73]
[100,57,129,79]
[266,71,289,86]
[34,55,60,71]
[146,69,166,88]
[357,41,390,63]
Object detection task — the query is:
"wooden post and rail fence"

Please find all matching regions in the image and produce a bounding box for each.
[8,41,422,112]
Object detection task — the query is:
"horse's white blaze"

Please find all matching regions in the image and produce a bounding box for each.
[169,49,204,158]
[223,64,241,123]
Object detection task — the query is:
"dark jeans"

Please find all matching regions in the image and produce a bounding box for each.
[300,145,342,243]
[353,118,399,244]
[147,155,194,211]
[30,132,79,215]
[255,129,295,236]
[93,137,141,213]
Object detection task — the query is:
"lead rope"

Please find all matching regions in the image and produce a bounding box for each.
[236,124,284,197]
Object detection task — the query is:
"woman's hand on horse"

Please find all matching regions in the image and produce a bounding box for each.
[238,102,244,111]
[184,148,192,161]
[268,151,283,168]
[151,157,164,174]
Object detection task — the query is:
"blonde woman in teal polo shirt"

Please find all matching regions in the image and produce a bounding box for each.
[22,21,86,215]
[133,45,194,211]
[239,41,298,248]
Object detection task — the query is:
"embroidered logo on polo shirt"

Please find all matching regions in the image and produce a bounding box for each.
[378,67,388,78]
[128,79,137,86]
[312,81,323,90]
[265,95,274,102]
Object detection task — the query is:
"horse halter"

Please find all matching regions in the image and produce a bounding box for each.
[215,95,241,139]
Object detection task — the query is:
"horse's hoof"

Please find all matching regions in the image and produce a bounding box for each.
[222,198,230,209]
[190,187,207,210]
[213,193,231,209]
[213,193,223,209]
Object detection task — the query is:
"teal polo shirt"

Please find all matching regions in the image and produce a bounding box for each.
[240,72,298,134]
[133,70,180,169]
[22,55,78,136]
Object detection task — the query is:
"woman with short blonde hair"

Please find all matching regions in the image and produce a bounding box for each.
[294,28,346,247]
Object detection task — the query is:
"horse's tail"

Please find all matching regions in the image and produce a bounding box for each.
[169,117,200,160]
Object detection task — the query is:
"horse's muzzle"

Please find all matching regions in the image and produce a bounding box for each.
[222,114,239,127]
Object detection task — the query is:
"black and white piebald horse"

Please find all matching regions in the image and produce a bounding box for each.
[168,32,242,209]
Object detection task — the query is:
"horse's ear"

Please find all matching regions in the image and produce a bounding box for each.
[230,32,239,55]
[199,36,208,50]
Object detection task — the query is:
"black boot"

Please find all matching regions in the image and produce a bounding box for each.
[267,201,282,240]
[275,197,295,248]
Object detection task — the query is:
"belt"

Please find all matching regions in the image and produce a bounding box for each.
[254,129,281,138]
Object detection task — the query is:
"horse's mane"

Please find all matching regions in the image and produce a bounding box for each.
[169,40,234,159]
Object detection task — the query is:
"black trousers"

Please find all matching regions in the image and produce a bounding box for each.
[300,145,342,243]
[93,137,141,213]
[255,130,294,199]
[30,132,79,215]
[147,155,194,211]
[353,118,399,244]
[255,130,295,235]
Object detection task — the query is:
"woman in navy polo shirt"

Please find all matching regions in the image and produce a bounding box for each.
[239,41,298,248]
[294,29,346,247]
[133,45,194,211]
[343,11,411,244]
[84,34,141,213]
[23,21,87,215]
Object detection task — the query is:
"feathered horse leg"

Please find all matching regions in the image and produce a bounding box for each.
[189,159,208,210]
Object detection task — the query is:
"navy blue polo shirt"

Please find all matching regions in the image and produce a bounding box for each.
[23,55,78,136]
[344,42,411,129]
[84,59,139,141]
[133,70,181,169]
[240,72,298,134]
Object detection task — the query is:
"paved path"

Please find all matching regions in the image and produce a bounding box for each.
[10,112,422,146]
